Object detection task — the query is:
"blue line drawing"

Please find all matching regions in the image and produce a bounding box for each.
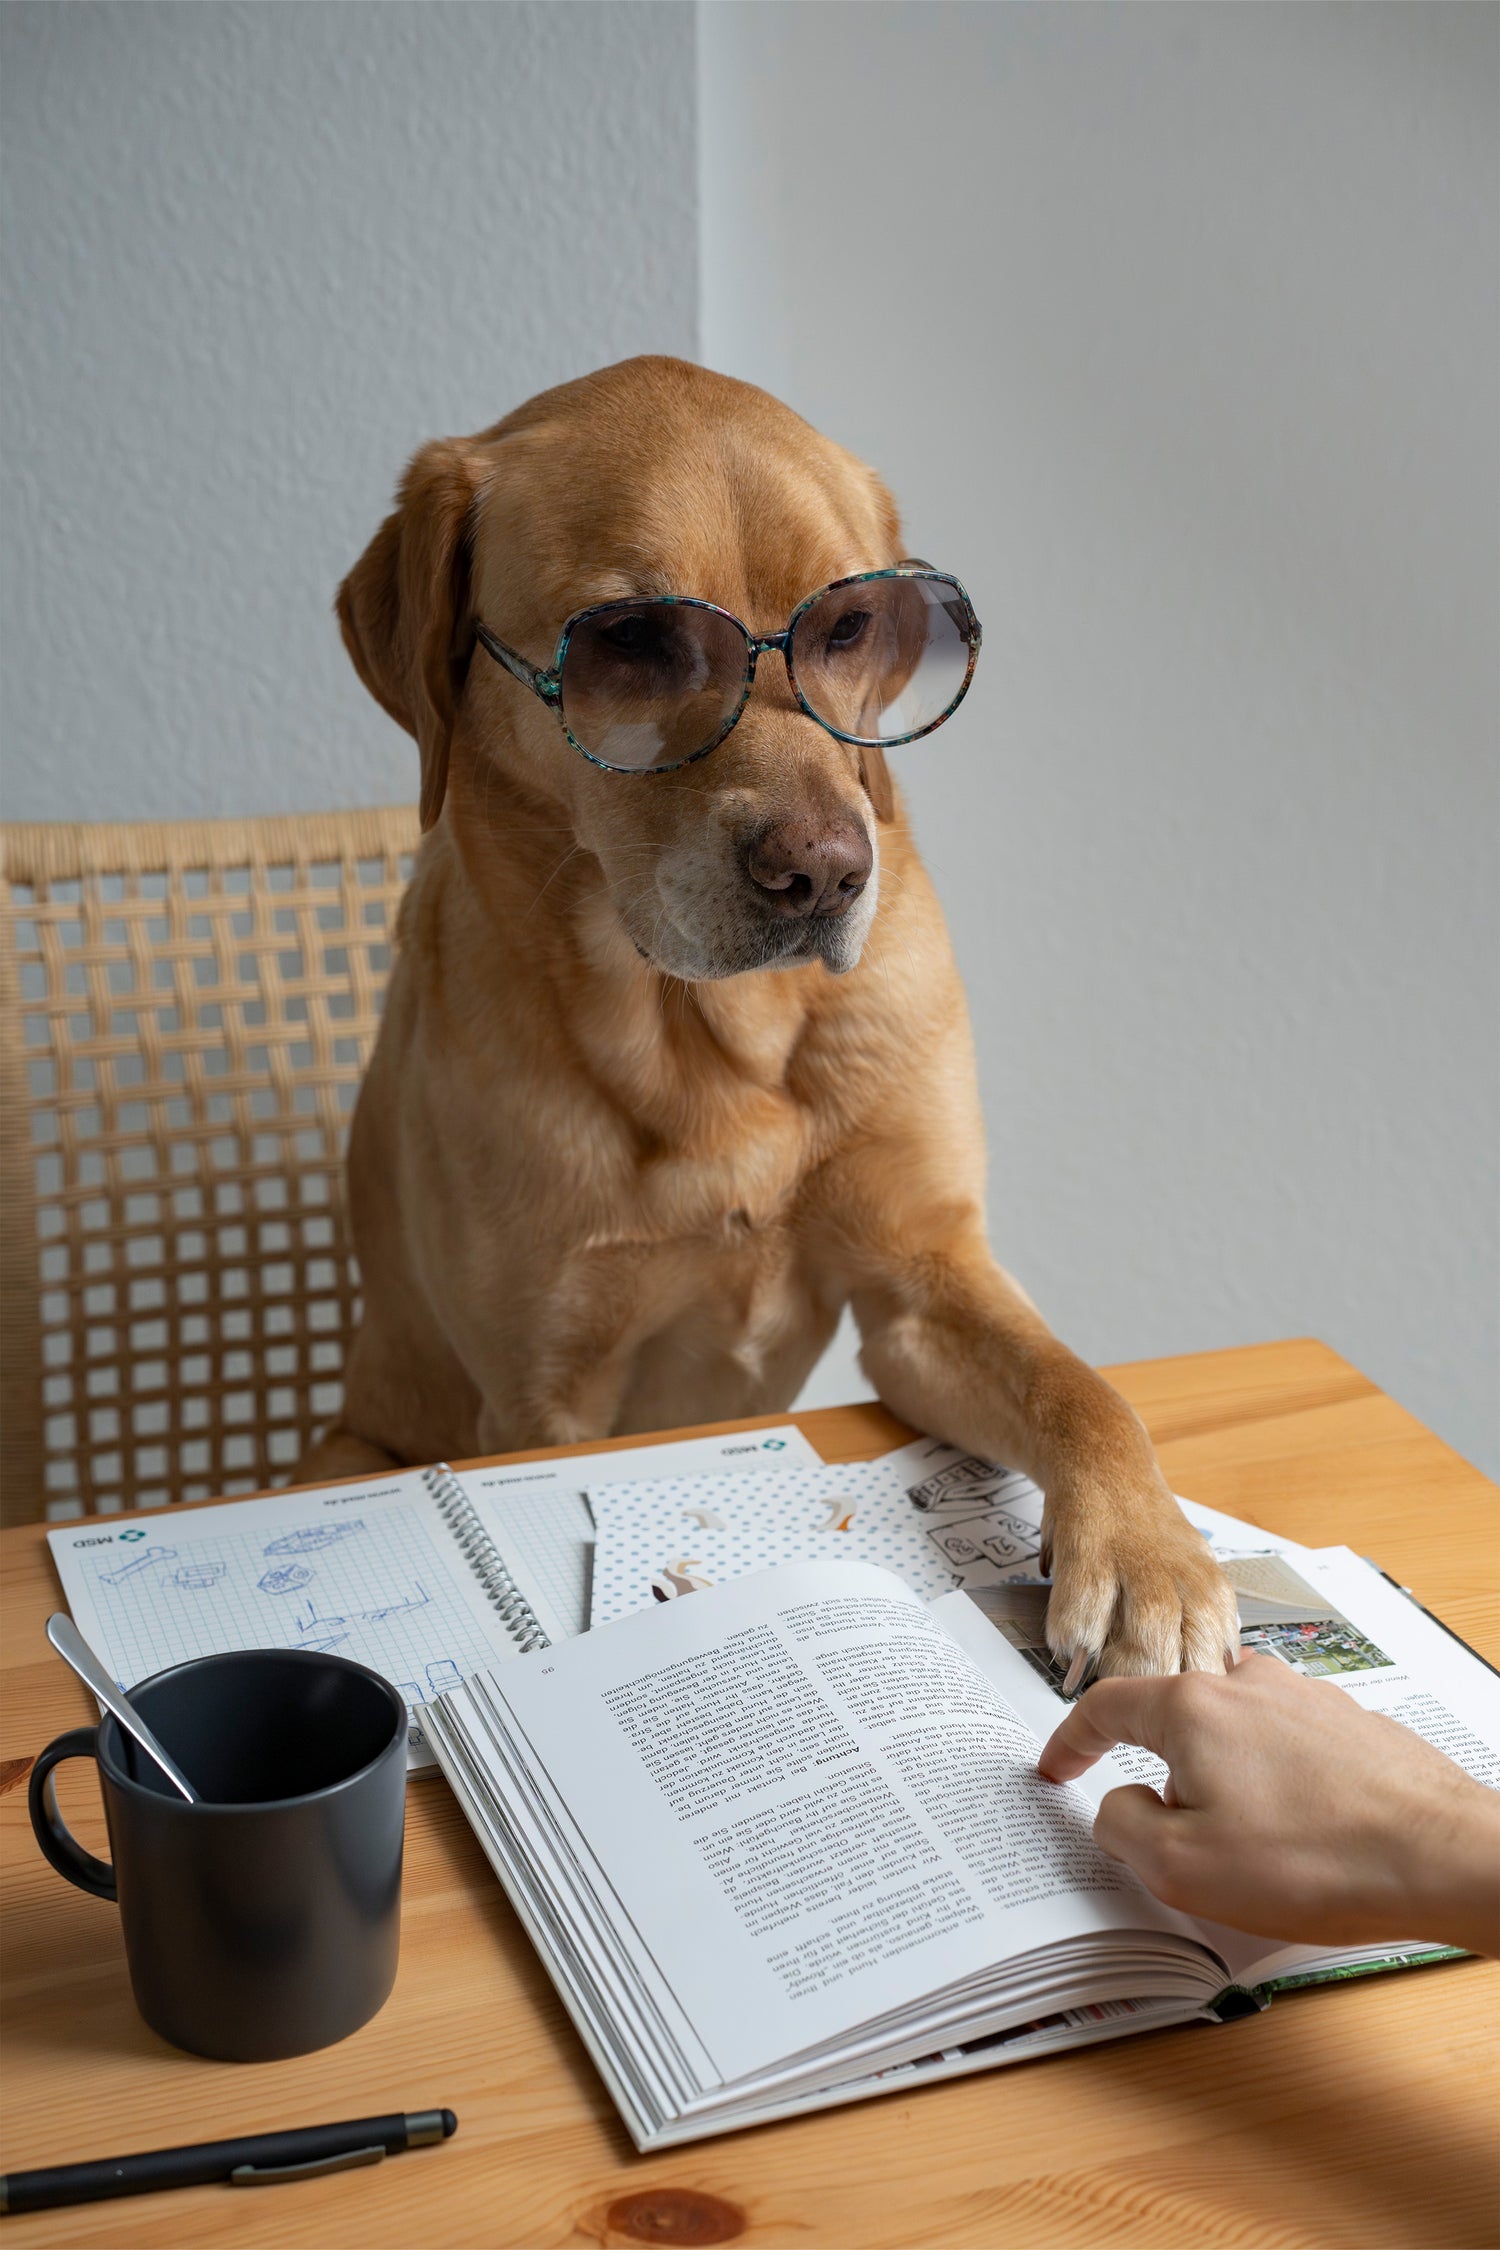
[297,1630,350,1653]
[263,1521,366,1555]
[259,1562,313,1596]
[98,1546,177,1584]
[359,1584,432,1624]
[425,1659,463,1695]
[292,1584,432,1638]
[397,1680,427,1709]
[169,1562,226,1590]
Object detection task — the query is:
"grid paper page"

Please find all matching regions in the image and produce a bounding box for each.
[48,1473,517,1768]
[455,1423,824,1643]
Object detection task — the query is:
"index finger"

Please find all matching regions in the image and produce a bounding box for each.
[1037,1676,1175,1784]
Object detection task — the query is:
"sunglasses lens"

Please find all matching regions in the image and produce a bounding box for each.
[790,574,975,744]
[560,602,749,770]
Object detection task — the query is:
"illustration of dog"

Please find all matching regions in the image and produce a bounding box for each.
[650,1560,715,1603]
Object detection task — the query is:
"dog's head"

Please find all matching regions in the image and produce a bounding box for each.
[338,357,905,981]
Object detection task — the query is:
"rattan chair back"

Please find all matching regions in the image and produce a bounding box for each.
[0,810,418,1526]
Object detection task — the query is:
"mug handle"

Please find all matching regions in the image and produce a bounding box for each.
[28,1727,117,1901]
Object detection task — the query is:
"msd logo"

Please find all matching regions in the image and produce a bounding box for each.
[761,1438,786,1451]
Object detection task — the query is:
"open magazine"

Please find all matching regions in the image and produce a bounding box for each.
[425,1545,1499,2148]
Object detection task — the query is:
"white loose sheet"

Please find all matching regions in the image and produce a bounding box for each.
[456,1422,825,1643]
[587,1429,1316,1631]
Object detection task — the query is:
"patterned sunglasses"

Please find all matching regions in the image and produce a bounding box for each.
[473,563,982,776]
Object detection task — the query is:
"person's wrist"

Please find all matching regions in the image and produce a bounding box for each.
[1388,1777,1500,1956]
[1439,1786,1500,1955]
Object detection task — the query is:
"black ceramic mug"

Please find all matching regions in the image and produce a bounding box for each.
[29,1648,407,2062]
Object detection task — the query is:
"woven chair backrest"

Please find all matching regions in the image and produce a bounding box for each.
[0,810,419,1527]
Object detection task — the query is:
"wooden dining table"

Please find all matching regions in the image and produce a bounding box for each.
[2,1337,1496,2249]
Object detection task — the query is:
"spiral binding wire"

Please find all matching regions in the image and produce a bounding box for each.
[421,1462,551,1655]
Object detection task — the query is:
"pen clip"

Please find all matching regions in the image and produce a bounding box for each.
[230,2144,386,2186]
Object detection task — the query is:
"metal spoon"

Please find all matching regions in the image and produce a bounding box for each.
[46,1614,198,1803]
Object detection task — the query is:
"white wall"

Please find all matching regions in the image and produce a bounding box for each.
[2,0,697,821]
[5,3,1495,1478]
[702,3,1500,1476]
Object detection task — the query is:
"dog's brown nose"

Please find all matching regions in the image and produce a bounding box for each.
[744,819,873,918]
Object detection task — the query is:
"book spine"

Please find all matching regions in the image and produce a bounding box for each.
[421,1465,551,1655]
[1204,1985,1268,2023]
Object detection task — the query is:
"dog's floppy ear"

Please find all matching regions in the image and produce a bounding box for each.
[337,439,483,831]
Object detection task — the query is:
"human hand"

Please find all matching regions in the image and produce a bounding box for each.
[1037,1655,1500,1955]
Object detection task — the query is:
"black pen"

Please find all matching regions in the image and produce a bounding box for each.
[0,2108,457,2215]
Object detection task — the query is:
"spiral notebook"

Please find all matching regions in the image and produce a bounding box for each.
[46,1425,823,1773]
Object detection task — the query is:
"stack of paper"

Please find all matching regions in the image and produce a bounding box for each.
[584,1433,1320,1641]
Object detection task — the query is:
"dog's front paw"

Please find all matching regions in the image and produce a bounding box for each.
[1042,1487,1239,1690]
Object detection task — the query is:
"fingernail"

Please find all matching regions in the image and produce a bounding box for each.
[1062,1649,1092,1696]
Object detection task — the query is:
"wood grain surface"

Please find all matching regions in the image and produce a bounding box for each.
[1,1340,1496,2250]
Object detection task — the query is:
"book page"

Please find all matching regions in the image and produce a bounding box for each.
[935,1548,1500,1990]
[487,1560,1215,2088]
[1225,1548,1500,1986]
[47,1473,516,1766]
[457,1423,825,1642]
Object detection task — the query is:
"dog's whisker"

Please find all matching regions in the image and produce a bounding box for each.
[524,843,588,919]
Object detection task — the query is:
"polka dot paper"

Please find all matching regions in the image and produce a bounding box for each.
[586,1461,943,1625]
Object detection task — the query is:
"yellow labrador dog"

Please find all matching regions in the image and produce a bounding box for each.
[307,356,1235,1682]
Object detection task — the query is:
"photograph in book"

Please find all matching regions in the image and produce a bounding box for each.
[970,1553,1395,1699]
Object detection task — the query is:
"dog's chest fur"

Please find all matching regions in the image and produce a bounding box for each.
[553,928,837,1229]
[358,833,915,1455]
[494,966,847,1436]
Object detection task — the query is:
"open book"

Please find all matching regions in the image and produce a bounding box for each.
[425,1549,1499,2148]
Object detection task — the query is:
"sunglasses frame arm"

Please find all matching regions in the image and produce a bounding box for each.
[474,621,562,705]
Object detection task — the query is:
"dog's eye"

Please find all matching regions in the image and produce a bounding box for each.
[596,614,659,659]
[825,609,871,651]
